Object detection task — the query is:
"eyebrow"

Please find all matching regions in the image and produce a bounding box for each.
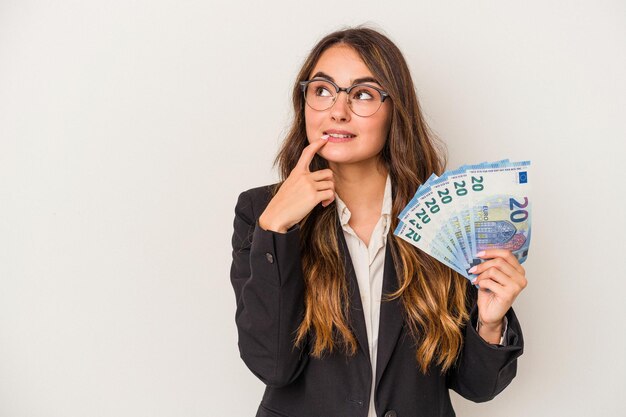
[310,71,381,86]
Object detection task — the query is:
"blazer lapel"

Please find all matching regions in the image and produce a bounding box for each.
[375,242,404,388]
[336,217,371,363]
[336,216,405,382]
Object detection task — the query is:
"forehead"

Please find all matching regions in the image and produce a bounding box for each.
[309,44,375,85]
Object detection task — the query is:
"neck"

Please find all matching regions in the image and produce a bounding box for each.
[329,157,389,211]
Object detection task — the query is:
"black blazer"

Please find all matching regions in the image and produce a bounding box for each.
[230,185,524,417]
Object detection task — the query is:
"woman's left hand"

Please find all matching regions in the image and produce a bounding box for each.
[468,249,528,330]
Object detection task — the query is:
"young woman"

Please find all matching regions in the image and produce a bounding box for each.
[230,26,527,417]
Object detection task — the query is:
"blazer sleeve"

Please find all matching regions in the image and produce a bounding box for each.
[446,285,524,402]
[230,189,309,387]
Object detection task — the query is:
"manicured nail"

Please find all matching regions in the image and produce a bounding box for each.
[468,266,477,274]
[471,278,477,284]
[476,251,486,257]
[321,134,329,140]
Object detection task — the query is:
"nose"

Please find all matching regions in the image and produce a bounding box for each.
[329,91,351,122]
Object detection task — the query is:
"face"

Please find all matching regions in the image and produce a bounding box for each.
[304,44,392,166]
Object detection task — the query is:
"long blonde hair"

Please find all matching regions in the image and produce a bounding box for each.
[272,26,470,374]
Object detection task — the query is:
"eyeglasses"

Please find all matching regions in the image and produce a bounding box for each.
[299,78,390,117]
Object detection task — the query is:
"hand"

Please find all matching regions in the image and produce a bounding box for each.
[468,249,528,332]
[259,135,335,233]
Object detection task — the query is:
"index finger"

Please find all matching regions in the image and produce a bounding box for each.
[476,249,525,274]
[295,135,329,172]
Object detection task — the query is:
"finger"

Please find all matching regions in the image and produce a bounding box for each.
[473,267,512,288]
[476,274,521,308]
[295,136,329,172]
[320,187,336,207]
[310,168,334,181]
[318,189,335,206]
[477,249,525,275]
[469,257,518,282]
[315,180,335,191]
[474,276,506,297]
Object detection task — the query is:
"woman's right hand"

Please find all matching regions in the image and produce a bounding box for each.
[259,135,335,233]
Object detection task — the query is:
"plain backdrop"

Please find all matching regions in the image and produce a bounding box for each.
[1,1,625,416]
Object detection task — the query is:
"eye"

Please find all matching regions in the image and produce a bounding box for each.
[315,86,333,97]
[351,87,375,101]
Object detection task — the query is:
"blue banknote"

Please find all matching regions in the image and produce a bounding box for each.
[394,159,531,281]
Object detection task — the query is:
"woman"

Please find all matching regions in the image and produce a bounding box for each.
[230,26,526,417]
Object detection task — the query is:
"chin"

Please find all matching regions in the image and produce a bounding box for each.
[318,149,357,163]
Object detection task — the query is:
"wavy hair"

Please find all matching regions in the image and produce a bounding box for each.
[270,26,470,374]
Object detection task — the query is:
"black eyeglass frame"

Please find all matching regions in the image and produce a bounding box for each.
[299,78,391,116]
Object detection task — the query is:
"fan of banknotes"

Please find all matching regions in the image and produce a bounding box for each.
[394,159,531,281]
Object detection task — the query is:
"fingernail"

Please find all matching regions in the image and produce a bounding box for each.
[476,251,486,257]
[321,134,329,140]
[468,266,477,274]
[471,278,477,284]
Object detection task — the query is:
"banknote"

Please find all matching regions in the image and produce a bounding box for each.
[394,160,531,281]
[397,161,509,270]
[395,220,470,278]
[465,161,531,267]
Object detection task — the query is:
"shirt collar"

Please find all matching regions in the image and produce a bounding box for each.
[335,173,392,227]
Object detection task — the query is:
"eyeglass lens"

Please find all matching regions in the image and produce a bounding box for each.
[304,80,383,117]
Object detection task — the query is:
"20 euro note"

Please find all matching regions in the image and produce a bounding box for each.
[397,161,510,273]
[397,175,469,271]
[394,159,531,281]
[434,159,511,263]
[465,160,532,268]
[395,220,471,278]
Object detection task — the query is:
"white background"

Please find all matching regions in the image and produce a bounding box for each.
[1,1,625,416]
